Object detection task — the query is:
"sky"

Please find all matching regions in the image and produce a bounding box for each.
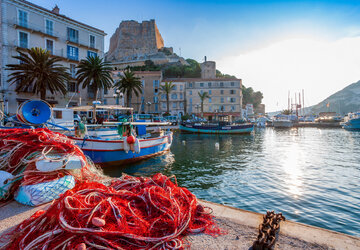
[31,0,360,111]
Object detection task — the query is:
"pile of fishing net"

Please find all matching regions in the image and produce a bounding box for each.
[2,173,223,249]
[0,128,106,205]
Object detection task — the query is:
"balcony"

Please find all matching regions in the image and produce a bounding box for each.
[66,37,99,52]
[11,18,59,39]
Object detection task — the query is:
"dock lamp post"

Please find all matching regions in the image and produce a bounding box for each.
[195,103,200,116]
[146,102,152,114]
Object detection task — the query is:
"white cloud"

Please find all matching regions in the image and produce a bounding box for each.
[217,37,360,112]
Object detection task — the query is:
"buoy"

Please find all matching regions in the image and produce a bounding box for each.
[215,142,219,149]
[0,171,14,198]
[126,135,136,144]
[76,243,87,250]
[92,217,106,227]
[182,140,186,145]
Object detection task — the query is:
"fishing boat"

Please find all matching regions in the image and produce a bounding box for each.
[69,131,172,167]
[179,121,254,134]
[342,112,360,131]
[272,114,298,128]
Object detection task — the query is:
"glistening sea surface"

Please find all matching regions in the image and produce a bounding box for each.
[104,128,360,237]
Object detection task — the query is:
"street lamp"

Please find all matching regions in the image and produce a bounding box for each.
[146,102,152,113]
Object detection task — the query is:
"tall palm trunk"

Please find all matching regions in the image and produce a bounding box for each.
[40,88,46,100]
[93,88,98,123]
[201,101,204,117]
[127,92,132,108]
[166,93,170,114]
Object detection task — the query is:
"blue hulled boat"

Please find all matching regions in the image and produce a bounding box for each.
[179,122,254,134]
[342,112,360,131]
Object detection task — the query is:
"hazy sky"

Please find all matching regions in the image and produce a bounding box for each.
[31,0,360,111]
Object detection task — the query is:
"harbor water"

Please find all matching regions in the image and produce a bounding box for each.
[104,128,360,237]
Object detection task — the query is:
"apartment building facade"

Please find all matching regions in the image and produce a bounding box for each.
[163,78,242,119]
[159,80,186,116]
[106,70,163,114]
[0,0,106,113]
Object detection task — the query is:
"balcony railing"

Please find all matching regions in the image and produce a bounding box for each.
[11,18,59,38]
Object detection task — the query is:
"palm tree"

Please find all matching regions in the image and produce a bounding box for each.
[160,82,175,114]
[198,91,210,117]
[76,55,113,123]
[114,69,142,108]
[76,55,113,102]
[6,47,70,100]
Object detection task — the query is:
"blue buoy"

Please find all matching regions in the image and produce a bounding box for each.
[18,100,51,125]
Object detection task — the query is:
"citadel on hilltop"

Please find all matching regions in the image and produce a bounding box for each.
[106,20,188,69]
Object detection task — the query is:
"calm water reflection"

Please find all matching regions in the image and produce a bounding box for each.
[104,128,360,237]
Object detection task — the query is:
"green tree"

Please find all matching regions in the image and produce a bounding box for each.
[198,91,210,117]
[6,47,70,100]
[76,55,113,101]
[76,55,113,122]
[114,68,142,107]
[160,82,175,114]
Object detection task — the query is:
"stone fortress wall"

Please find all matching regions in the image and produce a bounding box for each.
[107,19,164,62]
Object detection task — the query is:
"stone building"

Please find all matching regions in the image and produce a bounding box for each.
[106,20,164,62]
[163,78,242,119]
[106,70,163,114]
[200,61,216,79]
[0,0,106,113]
[159,80,186,116]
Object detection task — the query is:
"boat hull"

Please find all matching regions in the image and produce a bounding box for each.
[273,120,293,128]
[179,124,254,134]
[343,118,360,131]
[69,133,173,167]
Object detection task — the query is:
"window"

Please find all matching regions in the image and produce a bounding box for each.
[220,90,224,95]
[200,90,203,94]
[153,80,159,88]
[155,104,158,112]
[19,32,28,48]
[189,98,192,103]
[230,98,236,103]
[209,106,212,112]
[67,45,79,61]
[154,96,159,103]
[46,39,53,54]
[209,90,212,95]
[221,97,224,103]
[220,82,224,87]
[189,83,193,88]
[103,99,107,105]
[162,102,166,109]
[200,82,204,87]
[54,110,62,119]
[67,81,77,92]
[230,90,236,94]
[180,85,183,91]
[208,82,212,87]
[171,94,177,99]
[67,27,79,43]
[89,35,95,48]
[209,97,212,103]
[45,20,53,36]
[18,10,28,28]
[172,85,177,90]
[87,51,97,58]
[180,93,183,99]
[231,106,235,111]
[104,88,108,95]
[70,64,76,78]
[220,105,225,111]
[189,90,192,95]
[231,82,235,86]
[172,103,177,108]
[161,94,166,100]
[180,102,184,108]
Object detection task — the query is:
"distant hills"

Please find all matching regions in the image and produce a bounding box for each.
[310,80,360,115]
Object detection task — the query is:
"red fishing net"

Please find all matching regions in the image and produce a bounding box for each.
[0,128,105,200]
[3,174,224,249]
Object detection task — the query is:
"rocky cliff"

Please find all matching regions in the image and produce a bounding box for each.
[310,80,360,115]
[107,19,164,62]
